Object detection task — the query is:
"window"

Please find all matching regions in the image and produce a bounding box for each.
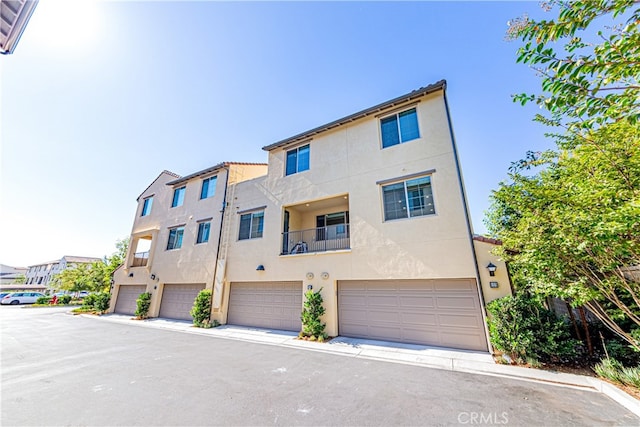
[171,187,186,208]
[380,108,420,148]
[239,211,264,240]
[196,221,211,244]
[200,176,217,199]
[382,176,435,221]
[316,211,349,241]
[166,226,184,250]
[141,196,153,216]
[285,144,310,176]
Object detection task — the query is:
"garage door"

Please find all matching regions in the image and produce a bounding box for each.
[114,285,146,315]
[338,279,487,351]
[228,282,302,332]
[159,284,205,321]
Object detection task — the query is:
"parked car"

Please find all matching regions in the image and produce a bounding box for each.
[1,292,45,305]
[0,292,11,299]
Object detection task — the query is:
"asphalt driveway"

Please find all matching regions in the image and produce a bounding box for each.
[2,306,638,426]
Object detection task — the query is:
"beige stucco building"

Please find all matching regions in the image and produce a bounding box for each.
[110,80,511,352]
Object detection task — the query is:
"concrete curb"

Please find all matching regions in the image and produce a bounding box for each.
[81,313,640,417]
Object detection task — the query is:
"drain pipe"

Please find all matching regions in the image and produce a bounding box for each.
[442,86,493,353]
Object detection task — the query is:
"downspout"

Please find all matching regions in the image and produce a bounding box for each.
[211,165,230,313]
[442,86,493,353]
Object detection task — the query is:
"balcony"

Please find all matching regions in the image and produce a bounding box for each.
[282,224,350,255]
[131,251,149,267]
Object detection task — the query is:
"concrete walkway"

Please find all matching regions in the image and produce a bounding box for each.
[86,313,640,417]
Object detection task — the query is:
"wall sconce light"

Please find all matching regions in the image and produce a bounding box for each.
[128,273,134,278]
[256,265,265,271]
[486,263,497,277]
[306,272,314,280]
[321,272,329,280]
[150,274,157,281]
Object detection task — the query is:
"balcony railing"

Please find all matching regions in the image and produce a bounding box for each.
[282,224,350,255]
[131,251,149,267]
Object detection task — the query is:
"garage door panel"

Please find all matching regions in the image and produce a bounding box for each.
[114,285,146,315]
[159,284,205,321]
[339,279,487,351]
[228,281,302,332]
[436,296,478,310]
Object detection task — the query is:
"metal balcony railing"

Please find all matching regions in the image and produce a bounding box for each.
[282,224,350,255]
[131,251,149,267]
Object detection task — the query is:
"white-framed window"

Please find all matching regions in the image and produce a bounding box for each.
[171,187,186,208]
[166,226,185,250]
[200,176,217,199]
[285,144,310,176]
[141,196,153,216]
[239,211,264,240]
[382,175,435,221]
[196,221,211,244]
[380,107,420,148]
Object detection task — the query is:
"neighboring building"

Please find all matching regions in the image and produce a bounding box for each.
[472,235,513,304]
[110,80,512,353]
[1,0,39,55]
[25,256,101,287]
[0,264,27,284]
[110,164,268,319]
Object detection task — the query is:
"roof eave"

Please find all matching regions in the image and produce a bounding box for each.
[262,79,446,152]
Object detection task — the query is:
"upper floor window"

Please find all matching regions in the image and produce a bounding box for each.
[171,186,186,208]
[200,176,217,199]
[166,226,184,250]
[239,211,264,240]
[285,144,310,176]
[141,196,153,216]
[380,108,420,148]
[382,175,435,221]
[196,221,211,244]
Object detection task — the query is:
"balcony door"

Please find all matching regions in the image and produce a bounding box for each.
[316,211,349,241]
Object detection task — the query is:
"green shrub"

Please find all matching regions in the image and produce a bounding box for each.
[621,366,640,388]
[594,358,625,383]
[135,292,152,319]
[36,296,52,304]
[58,295,72,305]
[93,292,111,314]
[190,289,212,327]
[82,293,97,308]
[300,288,327,340]
[486,294,577,364]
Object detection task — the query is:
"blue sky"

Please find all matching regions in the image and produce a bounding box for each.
[1,1,552,267]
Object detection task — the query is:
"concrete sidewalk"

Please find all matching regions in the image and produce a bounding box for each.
[85,312,640,417]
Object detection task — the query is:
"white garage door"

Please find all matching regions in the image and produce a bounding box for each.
[338,279,488,351]
[159,284,205,321]
[228,282,302,332]
[114,285,146,315]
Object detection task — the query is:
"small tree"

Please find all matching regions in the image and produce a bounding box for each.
[135,292,152,319]
[93,292,111,314]
[300,288,327,341]
[191,289,212,328]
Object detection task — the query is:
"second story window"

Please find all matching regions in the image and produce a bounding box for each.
[239,211,264,240]
[285,144,310,176]
[200,176,217,199]
[141,196,153,216]
[171,186,186,208]
[196,221,211,244]
[382,175,435,221]
[167,226,185,250]
[381,107,420,148]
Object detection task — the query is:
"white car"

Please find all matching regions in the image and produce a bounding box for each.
[1,292,45,305]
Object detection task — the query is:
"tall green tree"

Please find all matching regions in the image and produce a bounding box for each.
[486,122,640,346]
[50,238,129,293]
[508,0,639,135]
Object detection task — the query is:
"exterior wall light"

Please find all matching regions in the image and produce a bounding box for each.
[486,263,497,277]
[256,265,265,271]
[306,272,314,280]
[128,273,134,278]
[321,272,329,280]
[151,274,158,281]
